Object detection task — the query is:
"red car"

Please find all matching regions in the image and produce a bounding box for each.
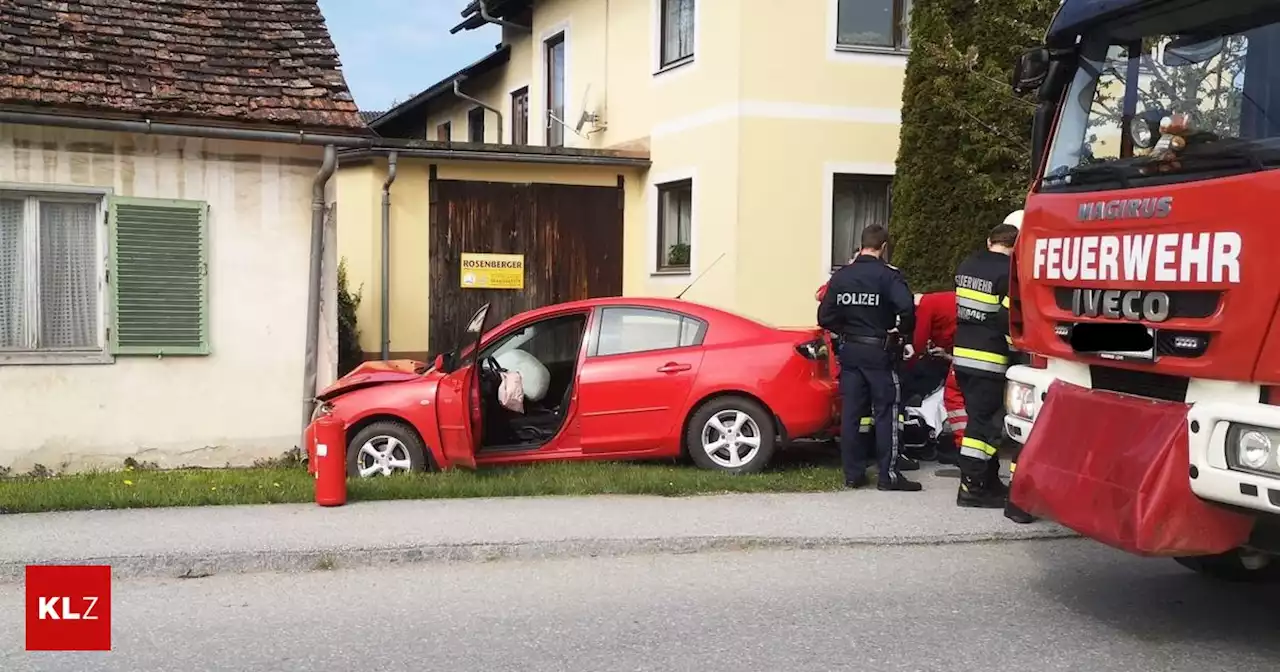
[307,297,839,477]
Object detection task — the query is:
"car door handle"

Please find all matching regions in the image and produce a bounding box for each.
[657,362,691,373]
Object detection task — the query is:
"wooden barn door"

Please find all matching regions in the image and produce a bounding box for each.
[428,178,624,352]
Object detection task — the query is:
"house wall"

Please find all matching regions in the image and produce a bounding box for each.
[0,123,335,473]
[336,157,644,358]
[399,0,911,328]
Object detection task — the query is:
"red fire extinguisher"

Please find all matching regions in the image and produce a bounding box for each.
[312,414,347,507]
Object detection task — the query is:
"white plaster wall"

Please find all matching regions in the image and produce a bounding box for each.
[0,123,331,473]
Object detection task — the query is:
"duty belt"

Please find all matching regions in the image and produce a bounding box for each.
[842,335,888,347]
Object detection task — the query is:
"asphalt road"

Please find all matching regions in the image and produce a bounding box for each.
[3,538,1278,672]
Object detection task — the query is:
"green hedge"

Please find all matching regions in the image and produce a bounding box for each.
[890,0,1060,292]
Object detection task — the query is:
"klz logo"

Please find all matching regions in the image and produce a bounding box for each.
[25,565,112,651]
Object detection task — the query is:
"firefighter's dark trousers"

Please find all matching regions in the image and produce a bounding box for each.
[953,369,1011,487]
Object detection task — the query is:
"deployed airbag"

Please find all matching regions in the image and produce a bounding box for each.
[494,349,550,402]
[1010,380,1254,557]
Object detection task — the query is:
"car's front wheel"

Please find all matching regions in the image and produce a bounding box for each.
[686,396,777,475]
[1174,548,1280,583]
[346,420,428,477]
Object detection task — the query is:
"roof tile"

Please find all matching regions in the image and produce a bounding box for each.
[0,0,366,132]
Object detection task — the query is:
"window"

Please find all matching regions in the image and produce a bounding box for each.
[511,87,529,145]
[0,191,209,362]
[436,121,451,141]
[467,107,486,143]
[656,179,692,273]
[594,307,707,357]
[660,0,695,68]
[836,0,912,51]
[831,174,893,270]
[1,195,101,355]
[546,33,566,147]
[486,313,587,366]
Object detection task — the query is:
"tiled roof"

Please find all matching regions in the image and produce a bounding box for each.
[0,0,366,132]
[359,110,385,123]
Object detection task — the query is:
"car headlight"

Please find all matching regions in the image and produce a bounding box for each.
[310,401,333,423]
[1227,424,1280,475]
[1005,382,1037,421]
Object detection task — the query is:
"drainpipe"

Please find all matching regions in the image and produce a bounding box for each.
[453,77,504,144]
[303,145,338,435]
[478,0,530,32]
[380,152,398,360]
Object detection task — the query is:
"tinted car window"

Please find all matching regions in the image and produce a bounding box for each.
[595,307,707,357]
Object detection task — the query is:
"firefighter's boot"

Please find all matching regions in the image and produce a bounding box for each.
[957,476,1005,509]
[1004,501,1036,524]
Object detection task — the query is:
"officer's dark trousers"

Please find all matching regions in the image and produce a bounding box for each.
[839,343,901,482]
[953,369,1006,485]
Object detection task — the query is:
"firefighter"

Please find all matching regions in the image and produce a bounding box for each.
[818,224,921,492]
[952,220,1021,510]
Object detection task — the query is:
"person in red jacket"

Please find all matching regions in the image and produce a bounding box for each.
[907,291,965,462]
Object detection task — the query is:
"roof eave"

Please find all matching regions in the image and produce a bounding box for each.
[369,44,512,131]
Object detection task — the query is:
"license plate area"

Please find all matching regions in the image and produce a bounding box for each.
[1068,323,1157,363]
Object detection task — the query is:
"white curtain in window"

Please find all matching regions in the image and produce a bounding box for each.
[663,0,695,63]
[660,187,691,266]
[901,0,913,49]
[0,199,25,349]
[831,178,891,267]
[38,202,98,349]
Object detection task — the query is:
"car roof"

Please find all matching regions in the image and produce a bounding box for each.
[508,296,752,324]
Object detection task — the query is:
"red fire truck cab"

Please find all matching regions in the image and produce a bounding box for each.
[1004,0,1280,581]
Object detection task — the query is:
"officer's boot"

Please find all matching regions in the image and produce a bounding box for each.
[897,455,921,471]
[956,475,1005,509]
[878,471,923,492]
[984,460,1009,498]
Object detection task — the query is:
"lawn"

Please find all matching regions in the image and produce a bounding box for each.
[0,448,846,514]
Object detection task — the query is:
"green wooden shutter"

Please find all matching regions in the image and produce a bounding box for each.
[109,196,210,355]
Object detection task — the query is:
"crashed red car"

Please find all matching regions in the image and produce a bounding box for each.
[306,297,839,477]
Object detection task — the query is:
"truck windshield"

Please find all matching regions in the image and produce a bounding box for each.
[1041,7,1280,192]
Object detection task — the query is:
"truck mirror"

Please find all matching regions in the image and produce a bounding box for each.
[1162,35,1224,66]
[1012,46,1051,94]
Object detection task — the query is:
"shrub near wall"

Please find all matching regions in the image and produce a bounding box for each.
[890,0,1060,292]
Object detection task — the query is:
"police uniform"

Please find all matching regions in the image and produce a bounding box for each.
[817,255,919,490]
[952,248,1014,506]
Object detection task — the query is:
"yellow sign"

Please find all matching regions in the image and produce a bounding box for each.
[460,253,525,290]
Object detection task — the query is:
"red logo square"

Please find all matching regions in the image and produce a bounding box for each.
[25,565,112,651]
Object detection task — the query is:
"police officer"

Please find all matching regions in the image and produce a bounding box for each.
[818,224,921,492]
[952,221,1025,514]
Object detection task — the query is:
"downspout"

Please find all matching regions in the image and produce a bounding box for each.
[302,145,338,435]
[478,0,530,32]
[380,152,398,360]
[453,77,504,143]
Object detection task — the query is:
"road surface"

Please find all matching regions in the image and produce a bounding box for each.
[3,538,1278,671]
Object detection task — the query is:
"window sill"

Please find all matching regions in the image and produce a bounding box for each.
[652,268,691,277]
[833,45,910,57]
[654,57,694,77]
[0,350,113,366]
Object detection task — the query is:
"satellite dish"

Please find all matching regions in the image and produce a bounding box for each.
[574,84,594,134]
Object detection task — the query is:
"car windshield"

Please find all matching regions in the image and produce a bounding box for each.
[1041,4,1280,192]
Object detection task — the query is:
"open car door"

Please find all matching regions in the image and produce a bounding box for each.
[434,304,492,469]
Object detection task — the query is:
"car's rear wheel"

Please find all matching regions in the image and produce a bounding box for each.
[1174,548,1280,583]
[346,421,428,478]
[686,396,777,475]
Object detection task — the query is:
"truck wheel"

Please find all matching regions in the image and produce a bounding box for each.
[1174,549,1280,583]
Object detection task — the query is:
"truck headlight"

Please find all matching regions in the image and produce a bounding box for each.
[1005,382,1037,421]
[1227,424,1280,476]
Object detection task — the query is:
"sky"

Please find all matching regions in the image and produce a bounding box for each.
[318,0,501,113]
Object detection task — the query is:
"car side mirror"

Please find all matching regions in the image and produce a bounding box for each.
[433,353,445,371]
[1012,46,1050,95]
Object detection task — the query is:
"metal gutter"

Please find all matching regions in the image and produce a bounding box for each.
[337,147,650,168]
[0,110,374,148]
[302,145,338,436]
[380,152,398,360]
[453,77,504,144]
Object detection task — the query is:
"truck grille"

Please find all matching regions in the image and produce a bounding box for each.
[1089,366,1189,403]
[1053,289,1220,319]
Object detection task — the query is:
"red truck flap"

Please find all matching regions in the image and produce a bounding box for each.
[1010,380,1255,557]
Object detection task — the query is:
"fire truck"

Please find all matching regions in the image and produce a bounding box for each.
[1002,0,1280,581]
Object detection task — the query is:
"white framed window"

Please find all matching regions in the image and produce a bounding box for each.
[0,187,108,364]
[830,174,894,270]
[835,0,912,53]
[656,178,693,274]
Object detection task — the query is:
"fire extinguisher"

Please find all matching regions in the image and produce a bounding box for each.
[312,413,348,507]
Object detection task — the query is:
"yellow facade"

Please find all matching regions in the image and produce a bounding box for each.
[342,0,913,344]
